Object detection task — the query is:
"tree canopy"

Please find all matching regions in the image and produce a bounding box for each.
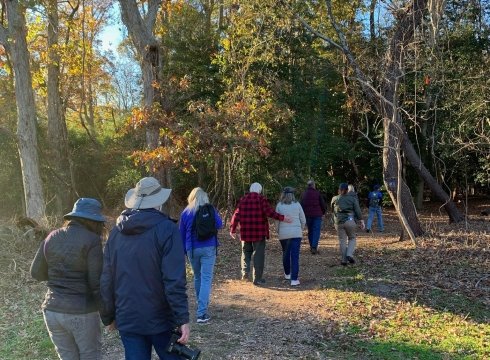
[0,0,488,232]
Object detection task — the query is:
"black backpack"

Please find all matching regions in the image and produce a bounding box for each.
[193,204,217,240]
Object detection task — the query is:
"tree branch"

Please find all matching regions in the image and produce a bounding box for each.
[145,0,159,32]
[119,0,158,54]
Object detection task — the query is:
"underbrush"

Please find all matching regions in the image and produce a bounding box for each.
[0,223,56,360]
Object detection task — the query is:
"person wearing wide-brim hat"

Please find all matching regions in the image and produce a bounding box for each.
[100,177,190,359]
[30,198,107,359]
[331,183,365,266]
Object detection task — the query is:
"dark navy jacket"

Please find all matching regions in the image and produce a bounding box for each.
[100,209,189,334]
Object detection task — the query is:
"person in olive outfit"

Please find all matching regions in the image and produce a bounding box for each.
[31,198,106,360]
[331,183,365,265]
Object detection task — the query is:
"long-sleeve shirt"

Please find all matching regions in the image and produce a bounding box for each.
[275,202,306,240]
[300,187,326,217]
[230,192,284,242]
[331,194,363,225]
[179,205,223,253]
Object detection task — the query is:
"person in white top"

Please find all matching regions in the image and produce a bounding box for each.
[275,187,306,286]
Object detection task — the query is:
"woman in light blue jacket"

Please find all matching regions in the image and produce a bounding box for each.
[276,187,306,286]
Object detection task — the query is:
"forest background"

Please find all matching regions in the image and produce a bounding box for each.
[1,0,489,229]
[1,1,489,359]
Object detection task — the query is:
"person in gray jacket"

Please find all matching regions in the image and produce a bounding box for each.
[30,198,106,360]
[276,187,306,286]
[331,183,365,266]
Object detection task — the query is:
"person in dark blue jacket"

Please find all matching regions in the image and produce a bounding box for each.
[100,177,190,360]
[366,184,384,233]
[179,187,222,324]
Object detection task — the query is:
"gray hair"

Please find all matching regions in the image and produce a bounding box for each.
[279,187,296,204]
[307,179,315,188]
[348,184,355,192]
[250,182,262,194]
[186,187,209,212]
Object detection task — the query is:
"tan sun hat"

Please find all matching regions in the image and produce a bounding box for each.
[125,177,172,209]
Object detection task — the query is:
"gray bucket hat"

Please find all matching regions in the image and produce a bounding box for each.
[64,198,106,222]
[125,177,172,209]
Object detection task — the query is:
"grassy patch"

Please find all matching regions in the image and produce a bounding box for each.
[0,281,56,360]
[319,288,490,359]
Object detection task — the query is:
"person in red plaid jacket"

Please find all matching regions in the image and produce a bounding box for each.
[230,182,292,285]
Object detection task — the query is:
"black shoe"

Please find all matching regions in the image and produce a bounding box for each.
[346,256,356,264]
[341,261,348,266]
[310,247,317,254]
[366,229,371,233]
[253,278,266,286]
[241,274,250,281]
[196,314,211,323]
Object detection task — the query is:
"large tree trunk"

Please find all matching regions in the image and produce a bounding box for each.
[382,109,424,236]
[119,0,167,184]
[401,136,464,222]
[46,0,73,214]
[3,0,45,222]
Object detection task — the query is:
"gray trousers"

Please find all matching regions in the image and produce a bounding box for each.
[241,239,266,281]
[335,220,357,262]
[43,310,102,360]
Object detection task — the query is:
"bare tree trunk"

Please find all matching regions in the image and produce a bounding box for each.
[47,0,73,214]
[401,136,464,222]
[2,0,45,222]
[119,0,164,181]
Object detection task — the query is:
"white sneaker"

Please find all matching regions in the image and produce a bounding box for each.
[284,273,291,280]
[291,280,300,286]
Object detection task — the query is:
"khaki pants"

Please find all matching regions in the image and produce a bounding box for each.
[241,239,266,281]
[44,310,102,360]
[335,220,357,262]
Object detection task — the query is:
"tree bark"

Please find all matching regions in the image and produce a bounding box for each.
[119,0,166,180]
[3,0,45,222]
[46,0,73,214]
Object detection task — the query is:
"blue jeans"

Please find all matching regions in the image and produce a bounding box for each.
[119,330,181,360]
[280,238,301,281]
[188,246,216,317]
[306,216,322,249]
[367,206,384,231]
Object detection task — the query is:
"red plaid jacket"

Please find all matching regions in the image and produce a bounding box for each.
[230,192,285,242]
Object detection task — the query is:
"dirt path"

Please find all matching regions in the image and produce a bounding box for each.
[103,212,403,360]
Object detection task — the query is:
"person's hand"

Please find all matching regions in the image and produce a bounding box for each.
[283,215,293,223]
[106,321,117,331]
[359,220,365,230]
[177,323,190,344]
[230,231,236,239]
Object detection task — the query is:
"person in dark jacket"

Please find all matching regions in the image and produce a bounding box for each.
[230,182,292,285]
[366,184,384,233]
[30,198,106,360]
[179,187,222,324]
[331,183,365,265]
[100,177,190,360]
[300,180,326,254]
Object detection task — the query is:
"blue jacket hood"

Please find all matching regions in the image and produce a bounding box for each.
[116,208,166,235]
